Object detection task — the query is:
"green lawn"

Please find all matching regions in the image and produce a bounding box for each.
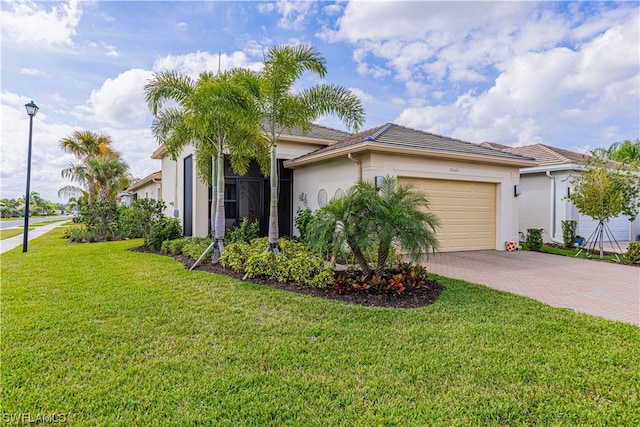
[2,230,639,426]
[0,228,30,240]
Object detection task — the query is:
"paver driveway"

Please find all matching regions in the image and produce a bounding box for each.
[424,250,640,325]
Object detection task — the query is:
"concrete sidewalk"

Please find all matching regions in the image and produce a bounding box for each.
[424,250,640,326]
[0,220,67,254]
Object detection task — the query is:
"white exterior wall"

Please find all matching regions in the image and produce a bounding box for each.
[292,156,360,234]
[518,171,573,242]
[159,156,178,219]
[364,153,522,250]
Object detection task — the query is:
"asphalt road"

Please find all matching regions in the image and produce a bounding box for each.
[0,215,67,229]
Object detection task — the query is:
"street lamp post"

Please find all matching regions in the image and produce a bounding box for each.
[23,100,39,253]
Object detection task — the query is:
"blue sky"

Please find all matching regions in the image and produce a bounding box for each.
[1,0,638,202]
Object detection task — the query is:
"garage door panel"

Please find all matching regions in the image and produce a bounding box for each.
[400,178,496,252]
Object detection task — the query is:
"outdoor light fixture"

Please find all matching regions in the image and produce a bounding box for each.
[514,184,522,197]
[23,100,39,253]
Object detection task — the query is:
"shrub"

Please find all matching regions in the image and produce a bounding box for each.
[226,217,260,245]
[561,220,577,248]
[69,229,96,243]
[119,199,166,240]
[294,208,313,241]
[526,228,544,251]
[62,224,86,239]
[625,242,640,264]
[147,217,182,250]
[180,236,213,261]
[80,201,120,241]
[221,237,334,287]
[161,237,191,255]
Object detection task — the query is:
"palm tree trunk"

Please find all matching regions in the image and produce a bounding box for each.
[347,237,370,276]
[212,153,225,263]
[210,156,216,238]
[267,145,280,253]
[87,182,96,206]
[375,243,390,278]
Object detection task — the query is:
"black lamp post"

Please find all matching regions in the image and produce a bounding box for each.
[22,100,39,253]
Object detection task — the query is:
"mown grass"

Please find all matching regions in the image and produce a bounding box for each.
[2,230,639,426]
[0,228,30,240]
[520,242,625,263]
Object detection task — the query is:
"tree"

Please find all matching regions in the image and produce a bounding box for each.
[144,69,267,260]
[86,152,131,202]
[255,44,365,253]
[59,130,119,206]
[308,176,440,277]
[593,139,640,167]
[568,155,639,257]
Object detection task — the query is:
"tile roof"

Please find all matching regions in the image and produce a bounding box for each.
[282,123,352,141]
[290,123,536,164]
[482,143,587,166]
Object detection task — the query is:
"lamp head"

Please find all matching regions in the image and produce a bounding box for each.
[25,100,39,117]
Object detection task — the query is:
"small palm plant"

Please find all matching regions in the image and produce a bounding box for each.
[308,176,439,277]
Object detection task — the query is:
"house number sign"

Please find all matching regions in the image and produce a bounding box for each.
[449,167,460,173]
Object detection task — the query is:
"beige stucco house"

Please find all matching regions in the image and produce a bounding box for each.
[125,171,163,205]
[481,142,639,243]
[152,123,537,252]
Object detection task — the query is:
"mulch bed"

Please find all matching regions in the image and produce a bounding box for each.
[130,246,443,308]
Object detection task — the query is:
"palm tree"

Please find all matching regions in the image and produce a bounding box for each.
[86,153,130,202]
[59,130,117,206]
[255,44,365,253]
[308,177,439,277]
[144,69,267,261]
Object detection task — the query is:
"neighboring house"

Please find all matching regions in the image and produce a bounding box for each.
[153,122,536,252]
[481,142,639,243]
[126,171,162,204]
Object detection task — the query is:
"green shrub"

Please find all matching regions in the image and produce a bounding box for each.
[561,220,577,248]
[625,242,640,264]
[147,217,182,250]
[69,229,96,243]
[62,224,87,239]
[226,217,260,245]
[161,237,191,255]
[119,199,166,240]
[221,237,334,287]
[180,236,213,261]
[80,201,120,241]
[526,228,544,251]
[294,208,313,241]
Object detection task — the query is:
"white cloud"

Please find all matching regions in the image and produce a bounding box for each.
[153,51,262,78]
[256,3,275,14]
[0,0,82,47]
[274,0,314,30]
[20,68,48,77]
[76,69,155,129]
[104,44,119,57]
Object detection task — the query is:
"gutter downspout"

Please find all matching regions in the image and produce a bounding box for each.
[546,171,563,244]
[152,173,162,202]
[347,153,362,182]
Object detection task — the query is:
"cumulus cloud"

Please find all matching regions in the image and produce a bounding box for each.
[0,0,82,47]
[75,69,155,128]
[274,0,314,30]
[153,51,262,78]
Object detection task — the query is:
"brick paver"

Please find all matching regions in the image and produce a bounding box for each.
[423,250,640,325]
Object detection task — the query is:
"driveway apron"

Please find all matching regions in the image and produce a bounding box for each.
[424,250,640,326]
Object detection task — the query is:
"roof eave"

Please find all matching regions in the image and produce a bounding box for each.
[520,163,583,174]
[285,142,538,169]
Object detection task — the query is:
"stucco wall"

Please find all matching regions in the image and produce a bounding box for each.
[292,156,360,234]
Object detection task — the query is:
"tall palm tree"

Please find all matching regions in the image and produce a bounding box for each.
[144,69,267,261]
[256,44,365,253]
[59,130,117,206]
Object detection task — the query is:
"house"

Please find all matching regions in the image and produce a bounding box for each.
[125,171,162,205]
[481,142,639,243]
[153,123,537,252]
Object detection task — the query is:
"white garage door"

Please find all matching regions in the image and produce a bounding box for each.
[578,214,630,242]
[399,178,496,252]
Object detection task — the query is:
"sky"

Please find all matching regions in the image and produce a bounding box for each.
[1,0,638,203]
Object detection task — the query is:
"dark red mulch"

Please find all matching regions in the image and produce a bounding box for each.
[130,246,443,308]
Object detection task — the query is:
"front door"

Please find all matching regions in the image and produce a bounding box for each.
[239,179,263,230]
